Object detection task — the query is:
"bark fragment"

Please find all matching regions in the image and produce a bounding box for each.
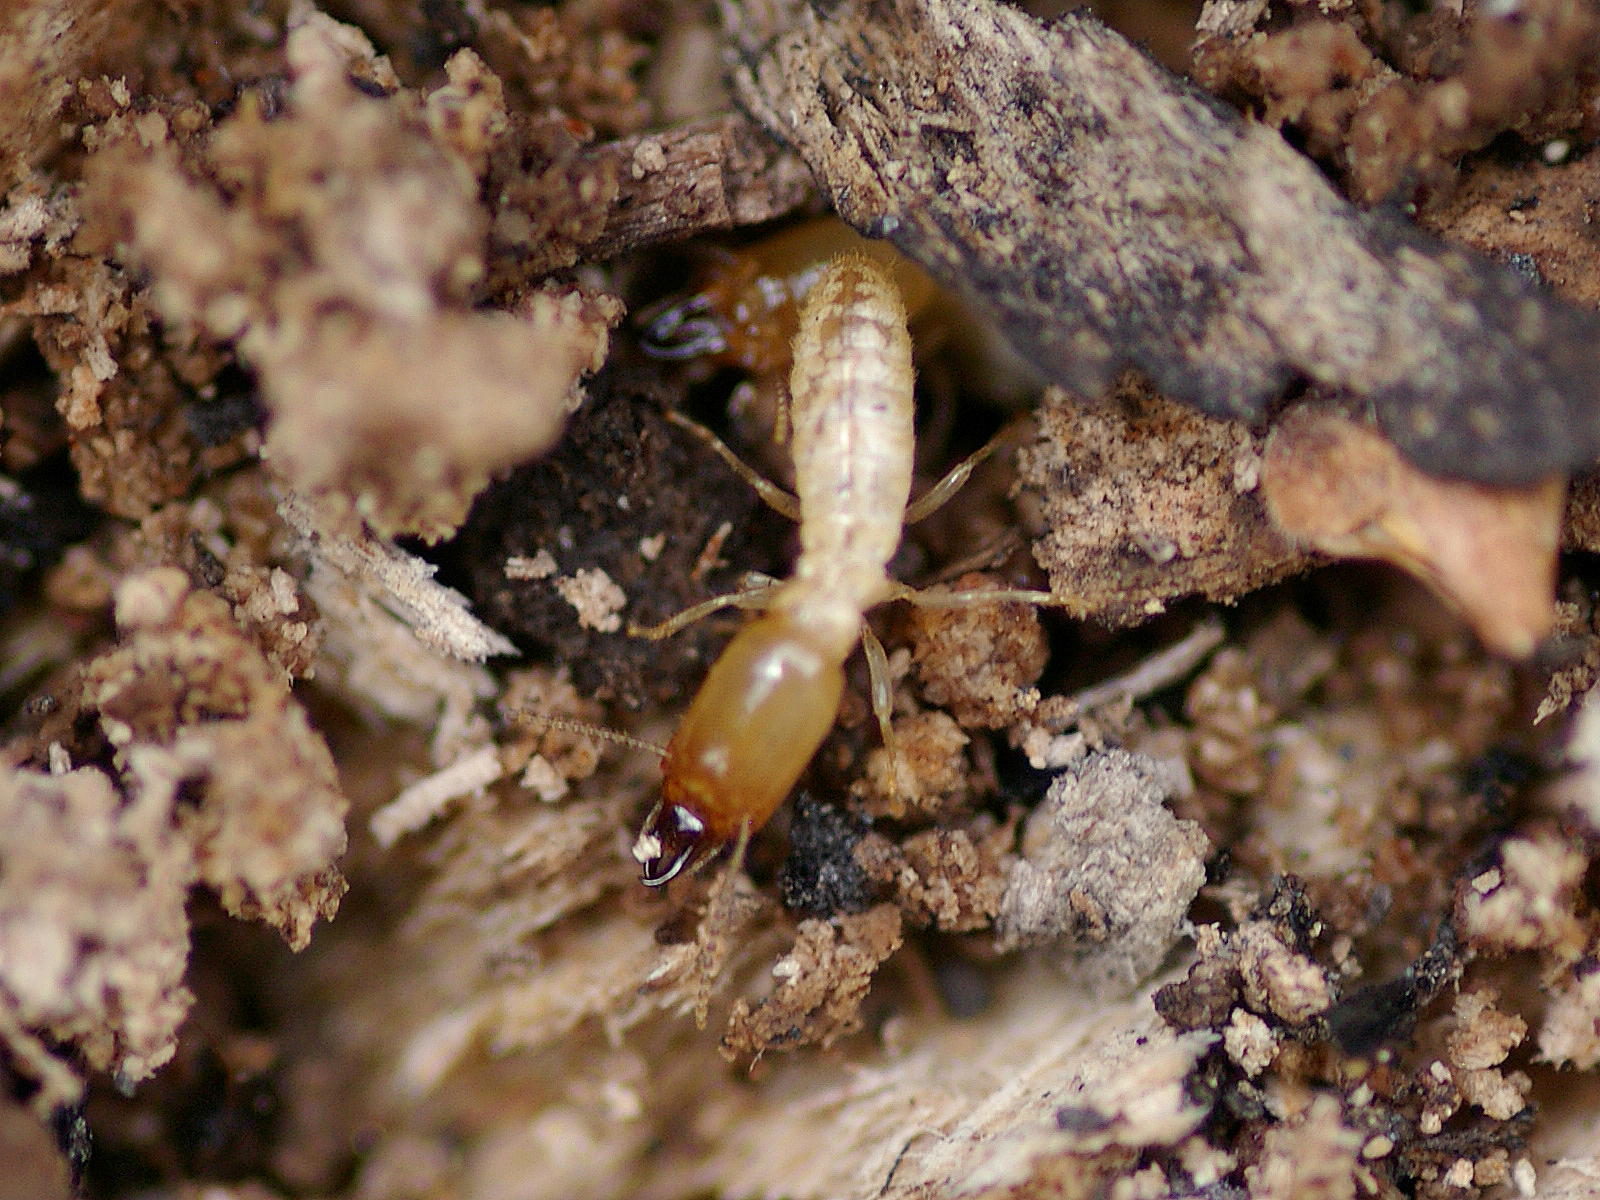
[727,0,1600,484]
[1262,406,1564,658]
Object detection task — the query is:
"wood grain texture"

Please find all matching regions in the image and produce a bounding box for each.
[583,114,815,258]
[724,0,1600,484]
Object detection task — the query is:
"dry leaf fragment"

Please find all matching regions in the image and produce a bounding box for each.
[1261,407,1562,657]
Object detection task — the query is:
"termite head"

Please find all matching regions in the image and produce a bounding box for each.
[510,712,705,882]
[632,797,710,886]
[634,612,847,887]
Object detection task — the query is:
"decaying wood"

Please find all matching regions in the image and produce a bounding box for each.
[0,0,140,189]
[12,0,1600,1196]
[1193,0,1600,206]
[578,113,816,260]
[1015,382,1312,626]
[726,0,1600,485]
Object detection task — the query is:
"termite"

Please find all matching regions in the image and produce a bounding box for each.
[642,218,1041,495]
[629,254,1064,885]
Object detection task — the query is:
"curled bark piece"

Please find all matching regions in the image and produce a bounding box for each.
[726,0,1600,484]
[1262,407,1563,658]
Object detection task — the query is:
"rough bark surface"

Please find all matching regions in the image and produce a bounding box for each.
[727,0,1600,484]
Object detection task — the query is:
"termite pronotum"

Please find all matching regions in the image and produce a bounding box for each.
[630,253,1065,886]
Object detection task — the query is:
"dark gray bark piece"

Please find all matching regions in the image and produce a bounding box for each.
[724,0,1600,484]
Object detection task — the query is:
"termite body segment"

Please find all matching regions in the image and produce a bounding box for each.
[635,255,915,885]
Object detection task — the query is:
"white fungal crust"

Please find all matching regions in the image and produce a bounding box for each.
[778,253,916,656]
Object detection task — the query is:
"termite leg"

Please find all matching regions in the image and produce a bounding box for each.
[904,437,1001,524]
[666,410,801,520]
[860,622,908,799]
[897,432,1087,611]
[693,822,755,1026]
[627,572,781,640]
[887,580,1084,614]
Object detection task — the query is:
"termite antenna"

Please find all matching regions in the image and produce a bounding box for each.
[509,710,667,760]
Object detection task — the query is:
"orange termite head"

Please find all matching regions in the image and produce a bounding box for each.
[637,218,938,374]
[632,611,847,887]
